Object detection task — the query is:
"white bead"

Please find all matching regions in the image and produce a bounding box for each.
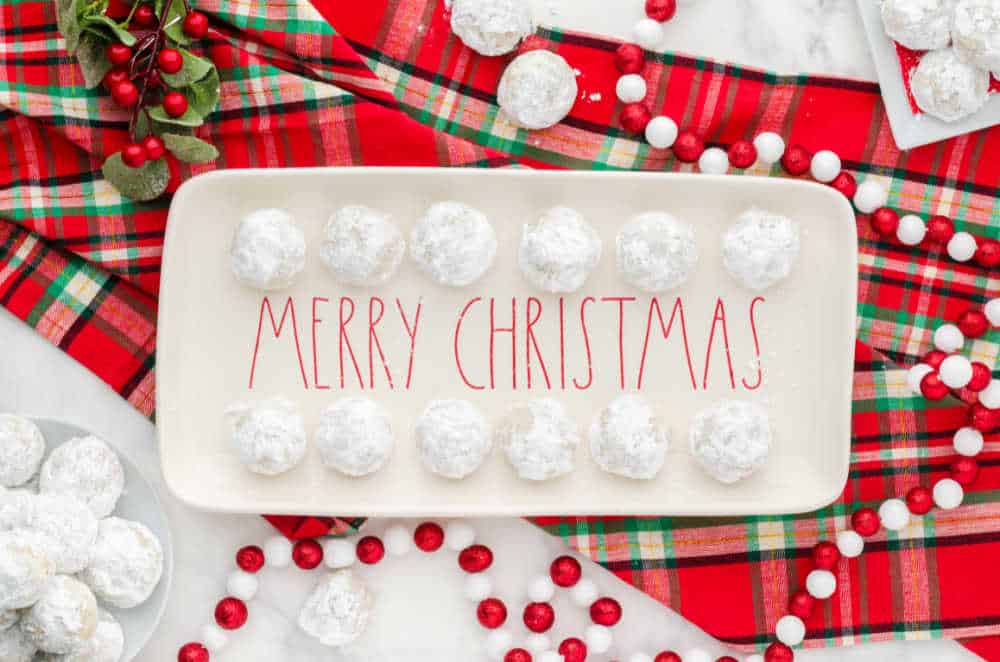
[878,498,911,531]
[907,363,934,395]
[445,521,476,551]
[383,524,412,556]
[645,115,679,149]
[525,634,551,653]
[939,354,973,389]
[698,147,729,175]
[584,625,613,654]
[537,652,562,662]
[633,18,665,50]
[528,575,555,603]
[570,578,599,606]
[775,614,806,646]
[985,298,1000,327]
[980,379,1000,409]
[682,649,713,662]
[954,427,984,456]
[753,132,785,164]
[853,180,888,214]
[836,530,864,558]
[226,570,259,601]
[947,232,977,262]
[810,150,841,183]
[933,478,964,510]
[485,629,514,661]
[933,324,964,353]
[896,214,926,246]
[263,536,292,568]
[628,653,655,662]
[323,539,356,568]
[201,624,228,653]
[805,569,836,599]
[465,573,494,601]
[616,74,647,103]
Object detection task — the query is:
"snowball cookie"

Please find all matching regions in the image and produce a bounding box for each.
[911,48,991,121]
[953,0,1000,72]
[38,436,124,519]
[298,570,372,647]
[21,575,98,654]
[79,517,164,609]
[315,397,394,477]
[518,207,602,293]
[0,623,36,662]
[43,610,124,662]
[319,205,405,286]
[0,531,54,611]
[0,488,36,531]
[0,609,18,631]
[722,208,800,291]
[616,212,699,292]
[31,493,98,574]
[410,201,498,287]
[689,400,772,484]
[229,208,306,291]
[498,50,578,129]
[0,414,45,488]
[450,0,533,56]
[880,0,955,50]
[589,395,669,480]
[225,397,308,476]
[497,399,580,480]
[415,399,492,479]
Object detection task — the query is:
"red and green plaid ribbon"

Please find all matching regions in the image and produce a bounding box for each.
[2,0,999,655]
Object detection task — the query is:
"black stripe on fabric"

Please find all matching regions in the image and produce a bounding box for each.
[720,614,1000,645]
[119,352,154,402]
[851,457,1000,478]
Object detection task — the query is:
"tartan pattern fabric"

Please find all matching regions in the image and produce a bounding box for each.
[1,0,998,655]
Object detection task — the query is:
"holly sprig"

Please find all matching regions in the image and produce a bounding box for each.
[56,0,221,201]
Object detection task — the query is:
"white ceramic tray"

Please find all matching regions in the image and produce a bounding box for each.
[157,167,857,517]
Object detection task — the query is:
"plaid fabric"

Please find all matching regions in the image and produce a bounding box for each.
[2,0,999,656]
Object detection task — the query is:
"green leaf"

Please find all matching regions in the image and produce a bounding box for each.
[160,49,212,88]
[56,0,83,53]
[75,33,113,88]
[162,1,190,45]
[102,152,170,202]
[162,132,219,164]
[84,14,138,46]
[185,68,220,118]
[149,103,204,127]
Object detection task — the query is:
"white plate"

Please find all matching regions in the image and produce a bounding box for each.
[857,0,1000,150]
[157,167,857,517]
[28,418,173,661]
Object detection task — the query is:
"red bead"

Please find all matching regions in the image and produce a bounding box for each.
[717,657,739,662]
[235,545,265,573]
[158,48,183,74]
[413,522,444,551]
[923,350,947,370]
[788,589,815,619]
[811,541,841,570]
[970,403,997,433]
[141,135,166,161]
[727,140,757,169]
[183,10,209,38]
[121,143,146,168]
[951,457,979,487]
[106,43,132,67]
[589,597,622,626]
[102,68,130,90]
[523,602,556,633]
[870,207,899,237]
[925,215,955,244]
[958,309,990,339]
[477,598,508,629]
[292,539,324,569]
[458,544,494,573]
[559,637,588,662]
[654,653,682,662]
[851,507,880,537]
[163,91,188,118]
[614,43,646,74]
[133,3,156,27]
[112,80,139,108]
[505,648,532,662]
[780,144,811,176]
[975,238,1000,268]
[672,130,705,163]
[214,597,248,630]
[620,102,652,134]
[517,35,548,54]
[764,642,794,662]
[356,536,385,564]
[645,0,677,21]
[549,555,582,587]
[969,362,992,392]
[177,643,209,662]
[905,486,934,515]
[920,372,950,401]
[830,171,857,199]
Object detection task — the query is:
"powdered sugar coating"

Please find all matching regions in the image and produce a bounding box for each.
[589,395,669,480]
[498,400,580,480]
[0,621,36,662]
[911,47,991,121]
[0,531,54,611]
[229,208,306,291]
[689,400,772,484]
[722,208,800,291]
[0,414,45,488]
[450,0,533,55]
[78,517,163,609]
[953,0,1000,71]
[226,397,308,476]
[518,207,602,293]
[0,488,36,532]
[498,50,578,129]
[298,570,371,647]
[315,398,394,477]
[20,575,98,654]
[0,609,18,631]
[881,0,956,50]
[416,399,492,479]
[616,212,699,292]
[31,494,98,574]
[319,205,405,286]
[38,436,123,519]
[43,609,124,662]
[410,202,497,287]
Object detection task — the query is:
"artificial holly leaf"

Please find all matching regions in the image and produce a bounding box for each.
[152,119,193,136]
[162,132,219,164]
[84,14,138,46]
[160,49,212,88]
[185,68,220,118]
[75,33,113,88]
[56,0,83,53]
[161,1,191,46]
[149,103,204,127]
[102,152,170,202]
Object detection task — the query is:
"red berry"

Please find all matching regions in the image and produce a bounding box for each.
[970,403,996,433]
[559,638,588,662]
[764,642,795,662]
[727,140,757,169]
[235,545,265,573]
[413,522,444,551]
[655,653,682,662]
[788,589,816,619]
[975,238,1000,268]
[356,536,384,564]
[923,350,947,370]
[969,362,992,392]
[549,555,582,587]
[905,486,934,515]
[112,80,139,108]
[102,67,130,90]
[158,47,183,74]
[458,544,493,573]
[141,135,166,161]
[615,43,646,74]
[292,539,323,569]
[523,602,556,633]
[177,643,209,662]
[870,207,900,237]
[477,598,507,629]
[133,3,156,27]
[851,507,880,537]
[517,35,548,54]
[958,309,990,339]
[620,102,652,134]
[504,649,532,662]
[830,171,857,199]
[105,0,132,19]
[163,91,189,118]
[780,144,811,176]
[645,0,677,21]
[925,215,954,244]
[811,541,841,570]
[214,597,247,630]
[672,130,705,163]
[920,372,950,400]
[106,42,132,66]
[183,10,209,38]
[951,457,979,487]
[589,597,622,626]
[121,143,147,168]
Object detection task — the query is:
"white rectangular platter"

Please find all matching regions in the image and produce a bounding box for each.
[157,167,857,517]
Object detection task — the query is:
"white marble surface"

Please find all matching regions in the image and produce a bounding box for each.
[0,1,981,660]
